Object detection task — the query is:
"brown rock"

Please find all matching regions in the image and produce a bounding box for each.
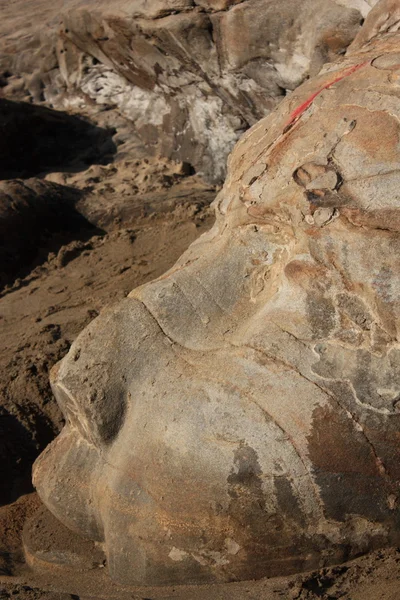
[33,7,400,587]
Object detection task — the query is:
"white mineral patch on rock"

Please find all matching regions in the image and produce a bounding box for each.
[80,65,170,127]
[169,547,189,561]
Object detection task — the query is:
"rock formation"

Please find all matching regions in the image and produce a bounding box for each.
[32,0,400,586]
[1,0,376,182]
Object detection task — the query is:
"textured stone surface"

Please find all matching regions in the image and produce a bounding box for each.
[0,0,376,182]
[33,6,400,587]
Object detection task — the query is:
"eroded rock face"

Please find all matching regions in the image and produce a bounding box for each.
[34,6,400,587]
[56,0,375,182]
[1,0,376,182]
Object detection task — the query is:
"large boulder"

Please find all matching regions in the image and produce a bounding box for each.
[33,4,400,586]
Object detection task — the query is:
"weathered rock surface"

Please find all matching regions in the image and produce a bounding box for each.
[33,4,400,587]
[0,0,376,182]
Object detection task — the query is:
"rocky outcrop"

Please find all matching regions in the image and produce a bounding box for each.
[1,0,376,182]
[32,5,400,586]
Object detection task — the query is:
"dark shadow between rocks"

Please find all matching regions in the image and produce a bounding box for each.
[0,408,39,507]
[0,99,117,180]
[0,179,104,291]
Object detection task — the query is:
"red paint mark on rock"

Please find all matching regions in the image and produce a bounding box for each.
[285,61,370,130]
